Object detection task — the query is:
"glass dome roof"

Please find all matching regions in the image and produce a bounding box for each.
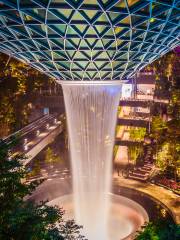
[0,0,179,81]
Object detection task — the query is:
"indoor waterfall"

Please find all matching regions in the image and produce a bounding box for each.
[62,82,122,239]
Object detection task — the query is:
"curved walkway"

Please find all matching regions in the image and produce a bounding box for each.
[113,174,180,224]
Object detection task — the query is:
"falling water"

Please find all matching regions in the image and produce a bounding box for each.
[62,82,122,240]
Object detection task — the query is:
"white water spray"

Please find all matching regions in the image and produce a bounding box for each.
[62,82,122,239]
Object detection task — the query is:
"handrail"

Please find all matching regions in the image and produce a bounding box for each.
[3,114,56,142]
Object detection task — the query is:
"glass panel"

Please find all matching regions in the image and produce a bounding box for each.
[56,9,73,19]
[71,11,85,21]
[51,0,65,3]
[83,10,98,20]
[47,12,59,20]
[127,0,139,7]
[82,0,99,5]
[114,0,126,8]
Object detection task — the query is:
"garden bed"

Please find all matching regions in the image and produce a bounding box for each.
[151,177,180,196]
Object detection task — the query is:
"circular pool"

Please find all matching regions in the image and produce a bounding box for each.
[48,193,148,240]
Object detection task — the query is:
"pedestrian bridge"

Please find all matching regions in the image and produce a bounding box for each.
[115,139,143,146]
[3,114,63,165]
[120,98,169,108]
[117,117,149,128]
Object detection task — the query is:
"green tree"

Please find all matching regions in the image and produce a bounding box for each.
[165,119,180,180]
[128,144,143,164]
[0,140,85,240]
[168,90,180,120]
[129,127,146,141]
[135,222,159,240]
[150,116,180,180]
[60,115,69,149]
[146,51,179,99]
[135,221,180,240]
[45,147,62,164]
[0,53,54,137]
[156,143,170,171]
[0,96,15,136]
[146,51,180,181]
[150,116,167,144]
[27,159,41,178]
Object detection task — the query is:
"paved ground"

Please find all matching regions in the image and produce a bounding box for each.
[113,173,180,224]
[27,166,72,202]
[28,165,180,225]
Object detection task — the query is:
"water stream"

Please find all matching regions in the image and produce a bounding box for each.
[62,82,122,239]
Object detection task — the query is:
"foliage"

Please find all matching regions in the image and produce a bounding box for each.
[27,159,41,178]
[117,106,122,116]
[60,115,69,149]
[45,147,63,164]
[0,53,52,137]
[0,96,14,136]
[128,144,143,163]
[135,220,180,240]
[115,125,123,137]
[0,140,85,240]
[156,142,180,178]
[113,145,119,158]
[146,51,180,99]
[150,116,180,180]
[127,128,145,164]
[156,143,170,170]
[150,116,167,144]
[168,89,180,120]
[129,127,146,141]
[146,51,180,182]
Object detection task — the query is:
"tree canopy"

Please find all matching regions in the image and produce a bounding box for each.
[0,139,85,240]
[135,220,180,240]
[0,53,52,137]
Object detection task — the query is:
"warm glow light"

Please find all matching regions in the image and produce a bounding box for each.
[24,145,28,151]
[36,130,40,136]
[122,84,133,98]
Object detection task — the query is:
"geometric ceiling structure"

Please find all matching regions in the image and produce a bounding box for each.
[0,0,179,81]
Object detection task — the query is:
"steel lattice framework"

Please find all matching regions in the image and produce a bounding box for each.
[0,0,179,81]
